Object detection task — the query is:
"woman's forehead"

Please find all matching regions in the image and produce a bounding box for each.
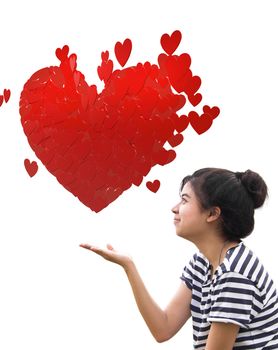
[181,181,194,196]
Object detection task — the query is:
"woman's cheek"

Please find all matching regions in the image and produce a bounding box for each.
[179,206,187,218]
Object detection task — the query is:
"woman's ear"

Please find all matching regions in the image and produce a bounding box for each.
[207,206,221,222]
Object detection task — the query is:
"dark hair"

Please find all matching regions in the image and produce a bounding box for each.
[179,168,268,241]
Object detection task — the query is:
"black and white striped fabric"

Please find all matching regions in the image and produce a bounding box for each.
[180,241,278,349]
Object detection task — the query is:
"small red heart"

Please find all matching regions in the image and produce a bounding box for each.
[97,59,113,82]
[154,148,176,165]
[73,71,81,86]
[188,93,202,107]
[163,54,191,91]
[186,75,202,95]
[69,54,77,72]
[55,45,69,62]
[24,159,38,177]
[3,89,11,103]
[188,111,213,135]
[0,95,3,107]
[127,64,147,95]
[161,30,182,55]
[174,114,189,133]
[146,179,160,193]
[168,133,184,147]
[203,105,220,119]
[101,51,109,62]
[115,39,132,67]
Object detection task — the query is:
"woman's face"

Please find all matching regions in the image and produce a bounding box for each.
[171,181,209,240]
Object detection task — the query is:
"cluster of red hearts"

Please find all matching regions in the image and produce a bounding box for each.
[19,30,220,213]
[0,88,11,107]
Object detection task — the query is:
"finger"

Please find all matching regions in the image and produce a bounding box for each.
[79,243,92,250]
[79,243,101,252]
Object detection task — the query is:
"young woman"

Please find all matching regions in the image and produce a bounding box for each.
[80,168,278,349]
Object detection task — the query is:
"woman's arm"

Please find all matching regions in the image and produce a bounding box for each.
[124,259,192,342]
[205,322,240,350]
[80,243,192,342]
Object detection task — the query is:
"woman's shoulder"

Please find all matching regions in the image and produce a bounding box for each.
[224,242,264,280]
[220,242,277,303]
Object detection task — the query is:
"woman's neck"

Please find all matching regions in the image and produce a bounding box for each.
[194,235,240,273]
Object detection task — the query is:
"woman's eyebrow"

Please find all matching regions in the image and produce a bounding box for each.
[181,193,191,199]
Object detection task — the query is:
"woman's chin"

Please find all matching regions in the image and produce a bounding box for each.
[175,228,193,241]
[175,228,186,238]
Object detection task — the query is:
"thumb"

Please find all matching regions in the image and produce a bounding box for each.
[106,243,115,251]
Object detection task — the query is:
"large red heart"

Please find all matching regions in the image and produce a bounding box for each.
[19,31,220,212]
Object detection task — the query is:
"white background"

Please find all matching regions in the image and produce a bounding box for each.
[0,1,278,349]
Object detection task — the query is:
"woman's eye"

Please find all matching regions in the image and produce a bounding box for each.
[181,198,187,204]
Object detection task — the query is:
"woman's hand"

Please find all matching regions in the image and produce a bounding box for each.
[79,243,133,269]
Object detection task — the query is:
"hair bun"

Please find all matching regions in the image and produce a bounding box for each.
[240,170,268,209]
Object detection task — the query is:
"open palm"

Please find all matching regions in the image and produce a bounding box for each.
[79,243,132,268]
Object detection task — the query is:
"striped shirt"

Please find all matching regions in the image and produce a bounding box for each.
[180,241,278,349]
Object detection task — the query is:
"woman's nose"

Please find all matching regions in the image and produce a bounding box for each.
[171,203,179,214]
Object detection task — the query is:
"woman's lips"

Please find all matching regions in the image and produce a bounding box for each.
[174,219,180,224]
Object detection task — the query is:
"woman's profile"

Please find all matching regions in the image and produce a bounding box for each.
[80,168,278,349]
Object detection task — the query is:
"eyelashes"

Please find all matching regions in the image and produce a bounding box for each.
[180,198,188,204]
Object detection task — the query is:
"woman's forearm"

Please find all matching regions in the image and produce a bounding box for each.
[80,243,190,341]
[123,260,169,342]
